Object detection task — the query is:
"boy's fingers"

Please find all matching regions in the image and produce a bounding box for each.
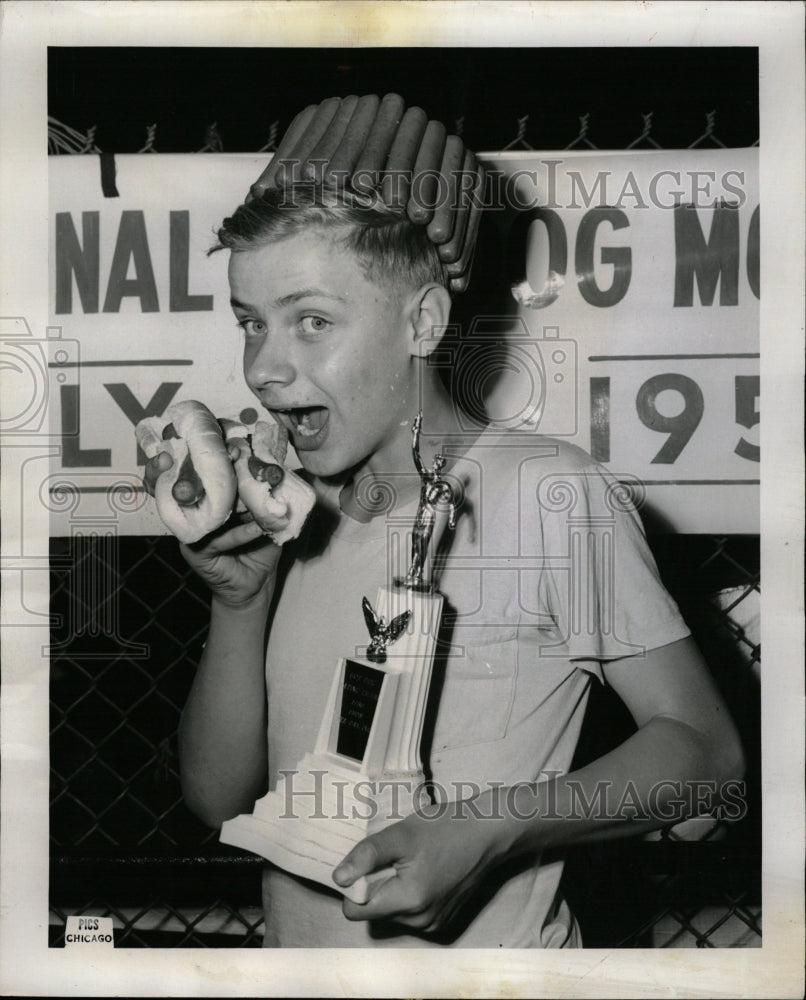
[333,826,405,886]
[185,518,266,553]
[341,871,421,923]
[143,451,173,495]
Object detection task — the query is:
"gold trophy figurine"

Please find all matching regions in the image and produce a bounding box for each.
[406,412,457,591]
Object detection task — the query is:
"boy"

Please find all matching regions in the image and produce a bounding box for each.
[145,96,743,947]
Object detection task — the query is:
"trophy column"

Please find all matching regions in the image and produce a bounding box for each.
[220,414,456,903]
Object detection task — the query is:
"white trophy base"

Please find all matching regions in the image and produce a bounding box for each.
[220,754,418,903]
[220,806,395,904]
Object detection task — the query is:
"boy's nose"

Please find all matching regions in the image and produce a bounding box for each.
[245,340,296,391]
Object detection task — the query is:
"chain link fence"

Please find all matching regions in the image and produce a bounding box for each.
[49,105,751,158]
[48,530,761,948]
[48,109,761,948]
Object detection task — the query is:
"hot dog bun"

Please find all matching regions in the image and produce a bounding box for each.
[136,400,236,543]
[221,418,316,545]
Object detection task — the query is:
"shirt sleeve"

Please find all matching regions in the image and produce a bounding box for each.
[533,456,691,678]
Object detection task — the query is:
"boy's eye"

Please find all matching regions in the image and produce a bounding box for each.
[300,315,330,335]
[237,319,266,336]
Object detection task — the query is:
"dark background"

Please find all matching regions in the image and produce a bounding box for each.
[48,46,759,153]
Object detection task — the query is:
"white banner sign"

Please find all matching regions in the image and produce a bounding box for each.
[477,149,759,533]
[44,149,758,534]
[46,154,266,535]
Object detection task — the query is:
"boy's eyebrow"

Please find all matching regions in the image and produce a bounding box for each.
[229,289,346,311]
[274,287,347,307]
[230,297,254,311]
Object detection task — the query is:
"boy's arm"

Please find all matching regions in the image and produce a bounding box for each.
[512,634,745,849]
[144,447,286,829]
[334,635,745,933]
[179,588,271,829]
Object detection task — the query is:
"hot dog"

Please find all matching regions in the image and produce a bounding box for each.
[437,149,477,264]
[381,106,428,209]
[352,93,405,194]
[136,400,236,544]
[325,93,381,186]
[277,96,341,186]
[249,103,317,200]
[302,95,359,182]
[406,119,447,225]
[445,160,485,278]
[426,133,465,244]
[220,418,316,545]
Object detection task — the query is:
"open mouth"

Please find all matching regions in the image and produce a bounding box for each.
[271,405,330,445]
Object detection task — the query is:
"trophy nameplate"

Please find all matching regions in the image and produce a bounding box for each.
[220,414,456,903]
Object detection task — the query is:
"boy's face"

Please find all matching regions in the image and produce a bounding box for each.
[228,228,419,480]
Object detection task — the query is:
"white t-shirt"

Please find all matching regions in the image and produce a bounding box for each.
[259,430,690,947]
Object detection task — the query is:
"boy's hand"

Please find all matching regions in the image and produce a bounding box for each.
[143,445,288,608]
[333,793,512,934]
[179,516,283,609]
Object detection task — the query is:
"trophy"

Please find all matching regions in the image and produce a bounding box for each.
[220,413,457,902]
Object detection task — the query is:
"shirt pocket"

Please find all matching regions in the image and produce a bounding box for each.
[432,625,519,751]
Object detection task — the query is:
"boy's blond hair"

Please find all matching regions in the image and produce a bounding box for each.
[213,182,449,296]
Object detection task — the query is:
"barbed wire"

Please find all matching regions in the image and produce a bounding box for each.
[626,112,663,150]
[197,122,224,153]
[47,112,759,156]
[137,123,158,154]
[502,114,534,151]
[565,113,598,150]
[257,121,279,153]
[689,110,728,149]
[48,116,102,154]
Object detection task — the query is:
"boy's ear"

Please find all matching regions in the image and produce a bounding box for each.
[406,284,453,359]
